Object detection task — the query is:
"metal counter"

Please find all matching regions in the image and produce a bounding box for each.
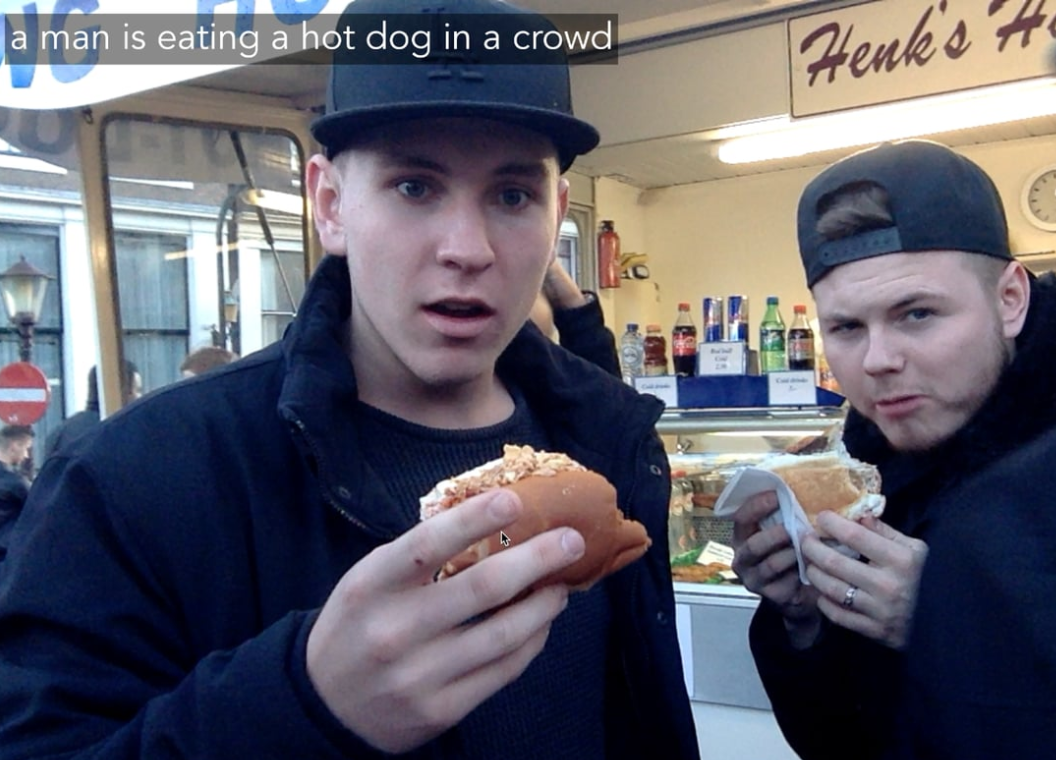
[674,583,770,710]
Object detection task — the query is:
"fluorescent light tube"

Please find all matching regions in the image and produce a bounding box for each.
[718,77,1056,164]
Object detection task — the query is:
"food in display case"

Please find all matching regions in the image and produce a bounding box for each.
[659,409,847,585]
[671,544,737,584]
[667,462,753,584]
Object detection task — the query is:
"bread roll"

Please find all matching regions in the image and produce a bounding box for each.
[759,449,885,526]
[420,445,651,590]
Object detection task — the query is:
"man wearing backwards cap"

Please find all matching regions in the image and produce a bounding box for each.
[733,139,1056,759]
[0,1,697,758]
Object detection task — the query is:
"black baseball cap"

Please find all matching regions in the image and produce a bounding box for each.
[310,0,601,172]
[797,140,1012,287]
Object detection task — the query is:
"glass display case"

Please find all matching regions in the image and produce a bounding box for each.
[658,404,846,587]
[658,405,846,713]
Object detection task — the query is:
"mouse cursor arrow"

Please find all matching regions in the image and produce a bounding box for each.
[500,531,511,547]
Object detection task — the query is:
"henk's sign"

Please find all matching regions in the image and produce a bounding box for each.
[789,0,1056,117]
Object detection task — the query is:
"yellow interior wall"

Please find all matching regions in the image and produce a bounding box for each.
[596,133,1056,344]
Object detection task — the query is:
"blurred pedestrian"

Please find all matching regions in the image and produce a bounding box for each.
[0,425,33,562]
[180,346,238,378]
[43,361,141,459]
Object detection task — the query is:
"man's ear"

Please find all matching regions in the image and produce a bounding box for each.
[997,260,1030,340]
[306,154,346,255]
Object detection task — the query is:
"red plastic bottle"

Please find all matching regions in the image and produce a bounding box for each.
[672,302,698,377]
[597,220,621,289]
[643,324,668,376]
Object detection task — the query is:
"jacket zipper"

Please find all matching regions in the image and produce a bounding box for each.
[286,415,396,539]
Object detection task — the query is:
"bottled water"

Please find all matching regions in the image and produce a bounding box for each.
[620,323,644,385]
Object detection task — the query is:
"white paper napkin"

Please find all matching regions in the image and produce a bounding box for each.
[713,466,859,584]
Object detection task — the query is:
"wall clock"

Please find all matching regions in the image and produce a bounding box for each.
[1022,164,1056,232]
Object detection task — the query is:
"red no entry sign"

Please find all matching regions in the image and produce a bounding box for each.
[0,362,51,425]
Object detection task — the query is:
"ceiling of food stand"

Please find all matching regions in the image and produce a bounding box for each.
[190,0,1056,190]
[571,113,1056,188]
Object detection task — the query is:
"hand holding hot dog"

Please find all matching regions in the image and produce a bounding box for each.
[801,512,928,650]
[732,491,822,649]
[306,488,584,754]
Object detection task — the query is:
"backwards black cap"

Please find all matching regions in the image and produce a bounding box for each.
[310,0,601,172]
[797,140,1012,287]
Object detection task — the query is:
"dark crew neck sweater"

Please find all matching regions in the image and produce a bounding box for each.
[356,384,611,759]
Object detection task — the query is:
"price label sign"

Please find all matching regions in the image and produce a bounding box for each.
[697,540,735,566]
[767,370,817,406]
[696,341,747,376]
[634,375,678,408]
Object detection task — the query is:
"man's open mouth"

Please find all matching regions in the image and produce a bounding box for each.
[427,300,492,319]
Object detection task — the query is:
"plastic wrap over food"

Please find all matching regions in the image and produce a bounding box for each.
[713,465,862,584]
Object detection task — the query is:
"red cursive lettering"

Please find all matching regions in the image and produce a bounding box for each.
[944,18,971,58]
[992,0,1049,51]
[800,22,851,86]
[798,4,953,85]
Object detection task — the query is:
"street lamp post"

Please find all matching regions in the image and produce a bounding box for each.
[223,289,240,355]
[0,257,52,363]
[0,256,52,479]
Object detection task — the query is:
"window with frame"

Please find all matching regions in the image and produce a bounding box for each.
[0,223,64,450]
[114,229,190,392]
[560,204,595,290]
[102,117,308,399]
[260,249,305,347]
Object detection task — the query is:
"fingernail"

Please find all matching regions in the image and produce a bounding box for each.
[561,529,585,558]
[488,491,518,520]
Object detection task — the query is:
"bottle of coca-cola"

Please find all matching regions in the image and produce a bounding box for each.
[788,304,816,371]
[671,302,697,377]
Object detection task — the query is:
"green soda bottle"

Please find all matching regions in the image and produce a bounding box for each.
[759,296,786,374]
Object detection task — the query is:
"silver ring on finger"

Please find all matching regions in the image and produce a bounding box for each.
[841,585,858,609]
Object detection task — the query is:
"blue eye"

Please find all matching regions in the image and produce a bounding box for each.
[827,321,858,335]
[905,308,933,322]
[500,188,529,207]
[396,180,429,199]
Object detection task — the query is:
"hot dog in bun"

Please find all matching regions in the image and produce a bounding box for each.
[419,445,651,590]
[759,449,885,527]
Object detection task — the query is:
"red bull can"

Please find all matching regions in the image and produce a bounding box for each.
[703,297,724,342]
[728,295,749,344]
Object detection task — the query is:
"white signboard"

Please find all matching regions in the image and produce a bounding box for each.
[767,370,817,406]
[634,375,678,408]
[696,341,747,376]
[789,0,1056,117]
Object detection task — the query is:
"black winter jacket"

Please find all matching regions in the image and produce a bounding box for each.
[0,465,28,563]
[750,273,1056,759]
[0,256,698,760]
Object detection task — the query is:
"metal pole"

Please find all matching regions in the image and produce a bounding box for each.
[17,316,34,363]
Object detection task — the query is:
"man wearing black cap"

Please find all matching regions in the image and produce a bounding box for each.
[0,1,698,758]
[732,139,1056,759]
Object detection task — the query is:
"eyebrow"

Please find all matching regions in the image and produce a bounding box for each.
[889,289,943,312]
[378,153,551,180]
[823,289,942,324]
